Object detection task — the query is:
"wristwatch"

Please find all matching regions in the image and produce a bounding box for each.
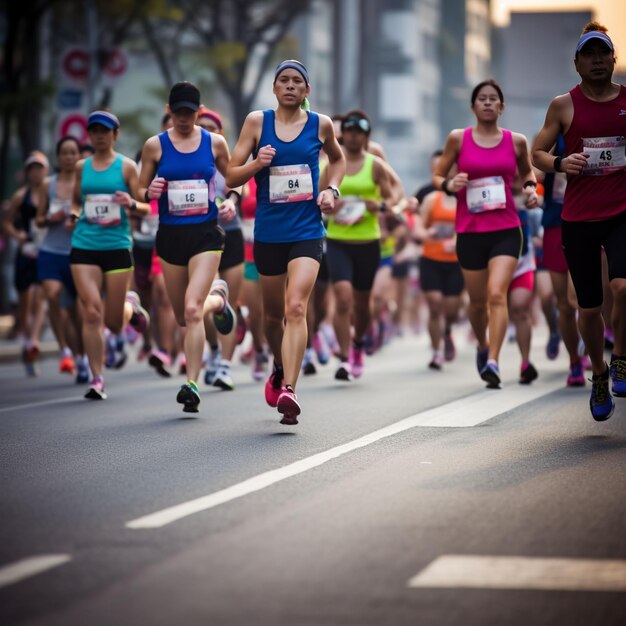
[326,185,340,199]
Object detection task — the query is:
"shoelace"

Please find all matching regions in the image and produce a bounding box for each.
[611,358,626,381]
[591,376,609,404]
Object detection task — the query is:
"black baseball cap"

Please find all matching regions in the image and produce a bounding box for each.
[169,81,200,112]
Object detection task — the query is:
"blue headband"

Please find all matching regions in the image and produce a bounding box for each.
[87,110,120,129]
[274,60,309,85]
[576,31,614,54]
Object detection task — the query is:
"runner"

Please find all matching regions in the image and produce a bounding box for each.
[69,110,151,400]
[532,23,626,420]
[434,79,538,388]
[323,110,394,380]
[4,151,48,376]
[226,59,345,425]
[35,136,89,383]
[138,82,237,413]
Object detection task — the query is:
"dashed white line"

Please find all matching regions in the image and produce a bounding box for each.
[408,555,626,592]
[127,378,564,529]
[0,555,72,589]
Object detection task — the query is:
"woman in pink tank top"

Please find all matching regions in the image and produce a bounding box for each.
[433,79,538,389]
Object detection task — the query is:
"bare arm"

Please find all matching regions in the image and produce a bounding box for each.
[137,135,162,201]
[35,182,50,228]
[318,114,345,190]
[513,133,539,209]
[4,188,27,242]
[433,129,468,192]
[121,158,150,216]
[225,112,271,188]
[70,161,84,220]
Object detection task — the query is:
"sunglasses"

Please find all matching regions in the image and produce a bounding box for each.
[342,117,371,133]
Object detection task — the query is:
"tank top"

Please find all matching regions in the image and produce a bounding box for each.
[157,128,218,226]
[72,154,132,251]
[563,84,626,222]
[327,153,381,241]
[541,135,566,229]
[40,176,73,255]
[456,127,520,234]
[254,109,324,243]
[422,192,458,263]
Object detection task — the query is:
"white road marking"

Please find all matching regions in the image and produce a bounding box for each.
[0,397,82,414]
[0,555,71,589]
[127,378,563,529]
[407,555,626,592]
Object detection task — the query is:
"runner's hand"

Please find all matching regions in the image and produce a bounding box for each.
[562,153,589,175]
[218,198,237,223]
[256,145,276,168]
[148,177,167,200]
[317,188,335,214]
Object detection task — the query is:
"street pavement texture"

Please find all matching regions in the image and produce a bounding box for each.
[1,329,625,626]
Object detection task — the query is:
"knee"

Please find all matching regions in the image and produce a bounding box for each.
[285,299,306,323]
[610,280,626,303]
[334,297,352,316]
[184,302,203,326]
[487,290,507,308]
[83,304,103,327]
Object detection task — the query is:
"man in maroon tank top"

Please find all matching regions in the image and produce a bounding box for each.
[532,22,626,422]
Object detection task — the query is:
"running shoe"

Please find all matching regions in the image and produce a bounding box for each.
[334,361,352,381]
[312,331,330,365]
[126,290,150,334]
[264,364,284,407]
[581,354,592,371]
[75,359,90,385]
[589,365,614,421]
[604,329,615,352]
[476,347,489,375]
[213,360,234,391]
[302,348,317,375]
[444,334,456,362]
[177,381,200,413]
[252,349,268,382]
[363,325,377,356]
[22,346,39,377]
[480,361,501,389]
[137,345,151,362]
[210,280,235,335]
[59,355,76,375]
[566,361,586,387]
[519,362,538,385]
[350,346,364,378]
[277,387,301,425]
[609,355,626,397]
[429,353,444,371]
[85,377,106,400]
[204,348,221,385]
[149,349,172,378]
[546,332,560,360]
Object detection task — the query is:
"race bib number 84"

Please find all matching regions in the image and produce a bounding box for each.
[269,164,314,203]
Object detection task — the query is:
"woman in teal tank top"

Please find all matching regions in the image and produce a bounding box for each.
[69,110,150,400]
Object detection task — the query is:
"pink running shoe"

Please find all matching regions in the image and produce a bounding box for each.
[264,366,284,407]
[126,291,150,334]
[350,345,364,378]
[567,361,586,387]
[277,387,301,425]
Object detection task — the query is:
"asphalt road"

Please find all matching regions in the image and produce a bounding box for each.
[1,329,625,625]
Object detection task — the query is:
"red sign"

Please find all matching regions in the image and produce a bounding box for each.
[104,49,128,77]
[59,114,88,143]
[62,48,89,81]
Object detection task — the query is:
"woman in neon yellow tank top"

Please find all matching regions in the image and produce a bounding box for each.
[322,110,394,381]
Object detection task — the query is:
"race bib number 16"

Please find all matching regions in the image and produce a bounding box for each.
[269,164,314,203]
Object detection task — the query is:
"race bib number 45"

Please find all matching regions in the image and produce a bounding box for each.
[466,176,506,213]
[168,180,209,216]
[582,136,626,176]
[84,194,122,226]
[269,164,314,203]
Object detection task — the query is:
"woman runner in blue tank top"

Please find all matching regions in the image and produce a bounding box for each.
[227,60,345,425]
[69,110,151,401]
[138,82,239,414]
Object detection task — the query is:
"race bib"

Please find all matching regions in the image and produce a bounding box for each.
[551,172,567,204]
[334,196,366,225]
[48,198,70,218]
[241,218,255,244]
[269,164,313,203]
[582,136,626,176]
[431,221,455,240]
[466,176,506,213]
[84,194,122,226]
[168,180,209,216]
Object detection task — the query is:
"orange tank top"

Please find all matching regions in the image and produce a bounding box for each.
[422,192,458,263]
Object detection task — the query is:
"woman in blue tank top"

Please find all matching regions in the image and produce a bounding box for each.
[69,110,151,401]
[226,60,345,425]
[138,82,239,414]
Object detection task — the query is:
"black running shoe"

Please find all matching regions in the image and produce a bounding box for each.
[519,363,538,385]
[177,382,200,413]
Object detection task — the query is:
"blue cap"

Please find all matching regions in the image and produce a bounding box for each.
[576,31,614,54]
[274,60,309,85]
[87,110,120,129]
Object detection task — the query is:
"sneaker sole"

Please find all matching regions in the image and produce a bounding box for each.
[213,378,234,391]
[591,404,615,422]
[176,388,200,413]
[480,370,501,389]
[85,389,107,400]
[277,397,300,425]
[335,368,351,381]
[149,354,171,378]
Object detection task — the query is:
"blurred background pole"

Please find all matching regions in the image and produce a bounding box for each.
[85,0,98,112]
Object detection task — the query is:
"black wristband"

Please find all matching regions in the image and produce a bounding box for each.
[379,201,387,213]
[553,156,563,172]
[69,213,79,223]
[226,190,241,203]
[144,189,151,203]
[522,181,537,190]
[441,179,454,196]
[130,200,137,213]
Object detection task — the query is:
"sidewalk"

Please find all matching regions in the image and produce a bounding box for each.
[0,315,57,363]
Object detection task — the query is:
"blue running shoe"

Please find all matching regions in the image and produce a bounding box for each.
[480,361,501,389]
[590,365,614,421]
[476,347,489,375]
[609,355,626,397]
[546,332,560,360]
[210,279,235,335]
